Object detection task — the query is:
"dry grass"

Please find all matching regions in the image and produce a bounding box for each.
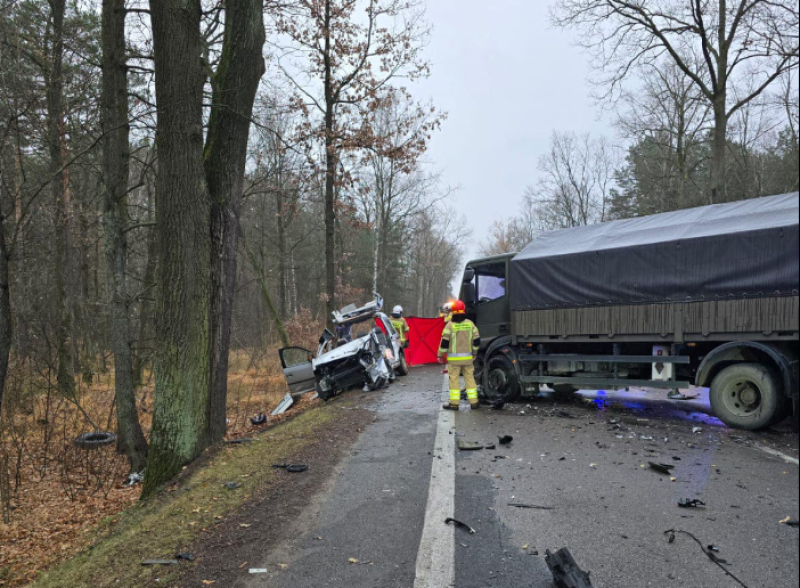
[0,347,300,587]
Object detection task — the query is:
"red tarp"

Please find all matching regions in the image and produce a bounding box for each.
[406,317,446,366]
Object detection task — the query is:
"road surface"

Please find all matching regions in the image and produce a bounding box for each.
[195,365,800,588]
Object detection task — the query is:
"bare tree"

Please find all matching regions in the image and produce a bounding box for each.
[273,0,432,325]
[526,131,617,231]
[100,0,148,473]
[552,0,800,203]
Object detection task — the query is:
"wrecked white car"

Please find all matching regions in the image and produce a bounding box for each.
[279,295,410,401]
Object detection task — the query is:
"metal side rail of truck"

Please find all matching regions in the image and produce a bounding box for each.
[460,192,800,431]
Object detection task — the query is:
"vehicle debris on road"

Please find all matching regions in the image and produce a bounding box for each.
[678,498,707,509]
[664,529,751,588]
[445,517,476,534]
[545,548,594,588]
[649,462,676,476]
[272,463,309,473]
[498,435,514,446]
[508,503,554,511]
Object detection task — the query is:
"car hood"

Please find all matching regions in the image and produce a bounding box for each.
[313,336,370,368]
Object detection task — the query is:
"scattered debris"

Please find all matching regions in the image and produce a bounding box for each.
[457,441,485,451]
[125,471,144,487]
[545,548,594,588]
[556,410,576,419]
[271,394,294,416]
[508,503,554,511]
[679,498,707,509]
[492,400,506,411]
[780,517,799,528]
[664,530,750,588]
[484,444,497,450]
[223,438,254,445]
[224,482,242,491]
[649,462,676,476]
[692,427,703,434]
[272,463,309,473]
[640,435,655,441]
[249,568,270,574]
[250,414,268,426]
[445,517,476,534]
[141,560,179,566]
[176,553,195,562]
[499,436,514,446]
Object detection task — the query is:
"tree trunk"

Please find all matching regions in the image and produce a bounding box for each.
[46,0,74,402]
[323,0,336,327]
[101,0,148,473]
[204,0,265,444]
[276,189,287,318]
[144,0,212,497]
[710,96,728,204]
[0,219,11,421]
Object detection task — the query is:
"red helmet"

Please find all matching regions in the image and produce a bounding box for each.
[451,300,466,314]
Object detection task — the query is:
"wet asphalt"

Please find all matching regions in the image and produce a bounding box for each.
[247,365,799,588]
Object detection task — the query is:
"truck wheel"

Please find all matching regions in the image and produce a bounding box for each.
[483,355,521,403]
[710,363,786,431]
[552,384,580,397]
[397,351,410,377]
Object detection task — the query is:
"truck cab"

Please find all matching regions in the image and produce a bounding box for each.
[460,254,515,350]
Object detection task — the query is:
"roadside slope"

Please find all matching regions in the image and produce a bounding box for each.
[30,397,376,588]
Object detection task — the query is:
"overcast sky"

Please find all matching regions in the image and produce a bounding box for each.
[412,0,615,266]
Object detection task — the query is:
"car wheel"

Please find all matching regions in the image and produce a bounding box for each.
[482,354,521,403]
[710,363,785,431]
[397,351,410,377]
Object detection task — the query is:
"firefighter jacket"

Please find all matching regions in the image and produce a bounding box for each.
[439,318,480,365]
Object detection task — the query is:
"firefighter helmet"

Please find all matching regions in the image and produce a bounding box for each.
[451,300,466,314]
[392,305,404,316]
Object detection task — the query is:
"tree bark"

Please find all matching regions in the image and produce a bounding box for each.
[0,216,11,421]
[204,0,266,444]
[710,96,728,204]
[101,0,148,473]
[46,0,75,402]
[323,0,336,327]
[144,0,212,496]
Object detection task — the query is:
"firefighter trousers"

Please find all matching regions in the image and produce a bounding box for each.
[448,362,478,407]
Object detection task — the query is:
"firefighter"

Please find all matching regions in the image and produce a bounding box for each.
[438,300,481,410]
[439,302,453,324]
[390,305,410,348]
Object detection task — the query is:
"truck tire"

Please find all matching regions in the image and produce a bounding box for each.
[483,354,521,403]
[397,351,410,377]
[710,363,786,431]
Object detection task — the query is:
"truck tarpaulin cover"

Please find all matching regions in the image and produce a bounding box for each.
[406,317,446,366]
[511,193,800,311]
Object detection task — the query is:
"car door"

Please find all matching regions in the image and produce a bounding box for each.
[279,347,317,396]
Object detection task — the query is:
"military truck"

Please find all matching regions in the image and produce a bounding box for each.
[460,193,799,430]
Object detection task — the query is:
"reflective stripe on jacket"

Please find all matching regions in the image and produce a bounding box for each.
[390,317,410,342]
[440,319,480,364]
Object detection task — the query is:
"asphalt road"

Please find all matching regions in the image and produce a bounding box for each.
[246,365,799,588]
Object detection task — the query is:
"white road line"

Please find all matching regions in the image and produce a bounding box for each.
[757,444,800,466]
[414,375,456,588]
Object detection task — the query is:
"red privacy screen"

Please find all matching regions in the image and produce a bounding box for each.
[405,317,446,366]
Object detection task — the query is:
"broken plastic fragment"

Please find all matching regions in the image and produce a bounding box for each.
[445,517,476,534]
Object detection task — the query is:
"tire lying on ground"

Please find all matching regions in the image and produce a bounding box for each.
[710,363,786,431]
[74,432,118,450]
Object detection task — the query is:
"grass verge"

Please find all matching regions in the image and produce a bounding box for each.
[29,405,336,588]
